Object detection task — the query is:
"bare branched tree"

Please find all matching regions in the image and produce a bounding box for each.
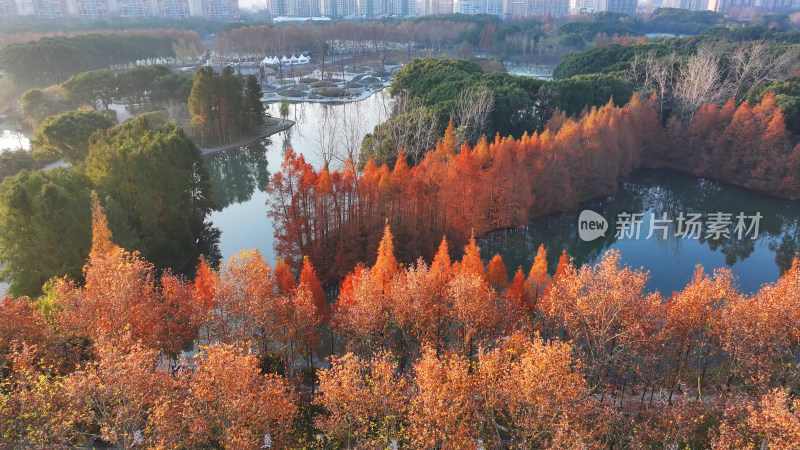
[649,52,679,122]
[726,41,797,101]
[335,101,367,166]
[312,104,339,168]
[633,41,797,124]
[675,44,725,122]
[387,92,439,165]
[630,50,680,123]
[452,85,495,146]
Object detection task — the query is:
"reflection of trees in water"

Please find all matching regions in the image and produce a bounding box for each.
[480,169,800,280]
[204,139,270,210]
[276,91,394,170]
[613,171,800,271]
[281,128,293,153]
[196,221,222,269]
[704,238,756,267]
[292,101,309,129]
[770,220,800,274]
[298,102,308,120]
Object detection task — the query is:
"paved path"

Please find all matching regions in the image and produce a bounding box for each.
[200,118,295,156]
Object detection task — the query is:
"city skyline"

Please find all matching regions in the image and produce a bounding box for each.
[0,0,239,18]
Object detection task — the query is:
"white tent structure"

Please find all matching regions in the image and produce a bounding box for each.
[263,54,310,66]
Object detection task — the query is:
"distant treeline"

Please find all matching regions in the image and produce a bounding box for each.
[554,30,800,79]
[215,12,647,62]
[0,16,224,43]
[215,10,797,64]
[0,31,202,88]
[215,20,477,58]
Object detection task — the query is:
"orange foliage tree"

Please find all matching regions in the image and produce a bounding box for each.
[150,343,297,448]
[54,197,205,359]
[64,336,166,448]
[206,249,321,375]
[0,345,82,448]
[539,250,663,400]
[315,351,409,447]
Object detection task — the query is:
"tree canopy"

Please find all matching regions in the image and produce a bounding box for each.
[188,66,264,145]
[0,114,216,296]
[32,111,114,165]
[0,34,177,88]
[0,168,92,296]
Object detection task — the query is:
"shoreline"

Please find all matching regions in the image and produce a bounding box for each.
[262,84,391,105]
[200,118,295,156]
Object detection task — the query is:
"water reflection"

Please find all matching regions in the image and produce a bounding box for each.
[281,128,293,153]
[480,170,800,294]
[204,139,271,210]
[0,129,30,151]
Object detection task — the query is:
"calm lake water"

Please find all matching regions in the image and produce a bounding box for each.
[206,93,800,295]
[480,170,800,295]
[0,129,30,151]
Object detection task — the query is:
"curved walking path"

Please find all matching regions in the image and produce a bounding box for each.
[200,118,295,156]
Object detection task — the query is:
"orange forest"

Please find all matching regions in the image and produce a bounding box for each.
[267,93,800,283]
[2,195,800,447]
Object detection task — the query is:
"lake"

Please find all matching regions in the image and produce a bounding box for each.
[205,94,800,295]
[0,129,29,151]
[479,170,800,295]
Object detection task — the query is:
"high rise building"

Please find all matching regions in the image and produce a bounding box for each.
[1,0,237,17]
[0,0,18,16]
[356,0,380,15]
[199,0,237,19]
[531,0,568,16]
[114,0,152,17]
[418,0,452,14]
[706,0,754,12]
[69,0,110,18]
[265,0,287,15]
[663,0,794,12]
[755,0,797,10]
[453,0,502,14]
[503,0,525,14]
[271,0,318,16]
[321,0,356,16]
[504,0,567,16]
[569,0,634,14]
[662,0,707,9]
[603,0,635,15]
[31,0,69,17]
[569,0,599,12]
[152,0,191,18]
[387,0,414,15]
